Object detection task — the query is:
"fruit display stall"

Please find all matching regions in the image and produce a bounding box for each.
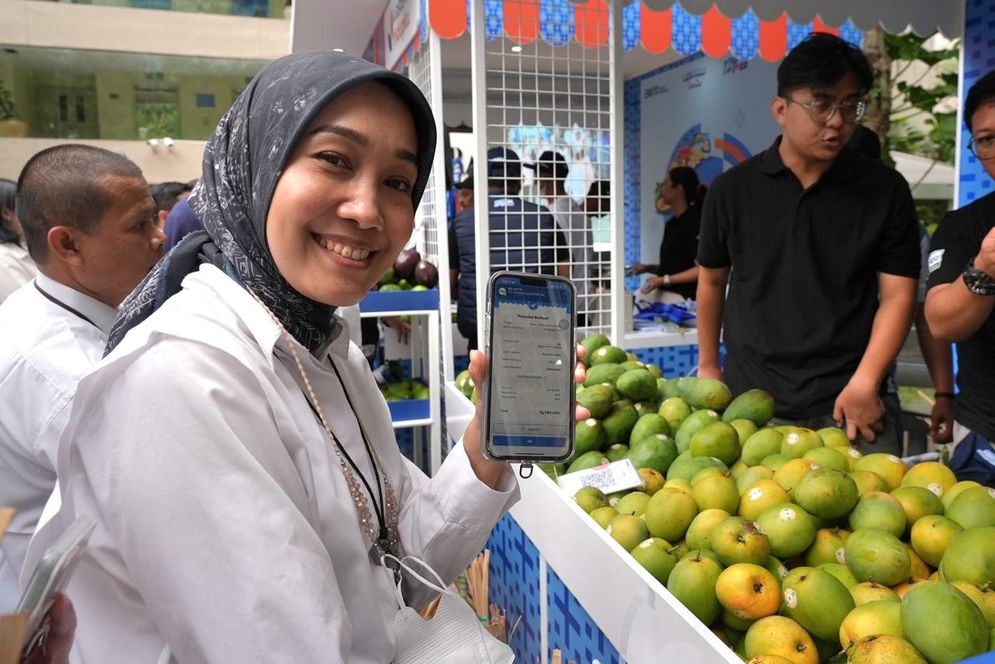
[361,1,987,659]
[363,247,445,474]
[446,333,995,664]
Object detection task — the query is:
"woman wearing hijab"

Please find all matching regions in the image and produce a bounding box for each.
[632,166,707,302]
[0,177,37,302]
[33,52,563,663]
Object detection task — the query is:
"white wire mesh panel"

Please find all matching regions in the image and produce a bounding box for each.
[479,3,613,334]
[406,46,440,267]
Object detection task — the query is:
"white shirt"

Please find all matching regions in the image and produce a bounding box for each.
[548,196,596,312]
[40,264,517,663]
[0,242,37,304]
[0,272,116,610]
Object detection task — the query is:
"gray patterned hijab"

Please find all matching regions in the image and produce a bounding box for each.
[107,51,436,354]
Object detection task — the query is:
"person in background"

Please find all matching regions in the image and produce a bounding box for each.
[456,173,474,214]
[448,175,474,303]
[925,70,995,485]
[585,179,609,218]
[162,196,203,250]
[22,53,584,662]
[529,150,596,326]
[846,124,954,454]
[916,220,956,448]
[696,33,920,453]
[632,166,704,302]
[0,178,36,302]
[149,180,193,229]
[585,180,611,295]
[0,145,165,609]
[452,147,567,349]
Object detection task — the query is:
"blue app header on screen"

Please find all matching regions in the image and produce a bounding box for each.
[493,275,573,311]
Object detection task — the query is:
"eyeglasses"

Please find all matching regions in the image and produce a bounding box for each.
[783,96,867,124]
[968,136,995,161]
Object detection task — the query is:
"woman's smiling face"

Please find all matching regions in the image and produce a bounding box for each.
[266,81,420,307]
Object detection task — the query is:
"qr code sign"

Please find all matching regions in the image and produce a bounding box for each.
[557,459,644,496]
[581,467,616,491]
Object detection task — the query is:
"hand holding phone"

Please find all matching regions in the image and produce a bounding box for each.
[21,593,75,664]
[482,272,577,463]
[17,516,94,659]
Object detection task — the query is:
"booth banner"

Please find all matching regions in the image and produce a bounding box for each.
[383,0,422,70]
[419,0,866,59]
[959,0,995,206]
[630,52,779,272]
[365,0,431,70]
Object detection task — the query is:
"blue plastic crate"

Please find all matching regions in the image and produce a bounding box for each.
[360,289,439,313]
[386,398,431,422]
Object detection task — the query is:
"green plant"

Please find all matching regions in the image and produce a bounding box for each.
[136,103,179,140]
[0,80,16,120]
[885,32,960,168]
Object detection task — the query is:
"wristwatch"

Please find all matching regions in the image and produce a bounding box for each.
[962,260,995,296]
[662,274,671,286]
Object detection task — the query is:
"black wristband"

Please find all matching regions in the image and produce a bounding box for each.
[934,392,955,400]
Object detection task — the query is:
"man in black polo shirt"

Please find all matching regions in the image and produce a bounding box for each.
[696,33,920,453]
[924,71,995,485]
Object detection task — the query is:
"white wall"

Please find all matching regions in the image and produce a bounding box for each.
[0,0,290,60]
[0,137,205,182]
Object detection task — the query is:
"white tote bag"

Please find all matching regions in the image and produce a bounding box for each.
[385,555,515,664]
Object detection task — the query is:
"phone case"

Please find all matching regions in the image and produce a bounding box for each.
[17,515,96,648]
[482,271,577,463]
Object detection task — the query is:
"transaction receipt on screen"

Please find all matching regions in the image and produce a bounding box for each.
[490,299,571,446]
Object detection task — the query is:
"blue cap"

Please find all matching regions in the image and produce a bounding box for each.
[486,146,521,179]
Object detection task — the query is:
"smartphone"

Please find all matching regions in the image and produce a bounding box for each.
[483,271,576,462]
[16,516,96,654]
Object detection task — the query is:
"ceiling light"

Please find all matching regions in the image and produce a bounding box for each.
[511,45,522,53]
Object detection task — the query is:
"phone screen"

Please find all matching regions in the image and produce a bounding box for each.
[484,272,575,461]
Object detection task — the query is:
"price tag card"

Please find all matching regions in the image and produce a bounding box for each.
[556,459,644,497]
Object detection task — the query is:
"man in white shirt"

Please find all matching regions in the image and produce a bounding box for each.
[0,144,165,608]
[527,150,597,325]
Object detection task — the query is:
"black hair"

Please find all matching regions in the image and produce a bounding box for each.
[586,180,610,214]
[777,33,873,98]
[0,178,17,245]
[669,166,707,208]
[17,144,144,263]
[150,181,192,214]
[965,70,995,131]
[587,180,609,198]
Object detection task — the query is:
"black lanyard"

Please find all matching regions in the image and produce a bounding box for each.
[300,358,389,553]
[34,282,100,329]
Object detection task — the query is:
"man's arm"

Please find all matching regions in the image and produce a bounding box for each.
[924,226,995,341]
[915,305,955,443]
[642,265,700,293]
[833,273,916,441]
[696,265,728,380]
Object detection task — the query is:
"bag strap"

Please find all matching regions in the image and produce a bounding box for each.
[381,553,453,608]
[383,554,500,664]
